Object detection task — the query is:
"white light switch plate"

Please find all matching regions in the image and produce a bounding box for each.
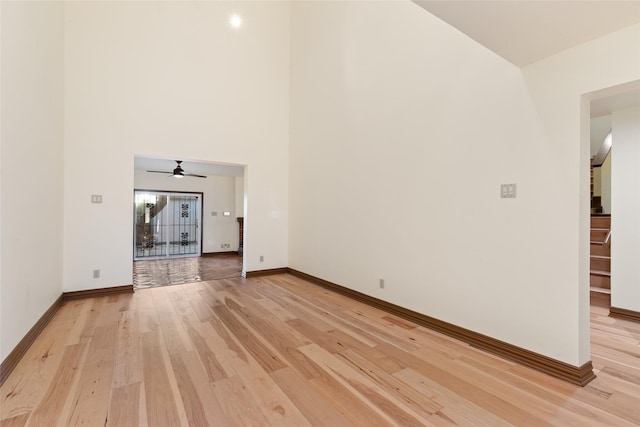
[500,183,517,198]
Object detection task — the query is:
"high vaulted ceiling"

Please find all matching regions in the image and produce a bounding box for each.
[413,1,640,67]
[139,2,640,170]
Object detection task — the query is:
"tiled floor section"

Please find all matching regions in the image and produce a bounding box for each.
[133,253,242,289]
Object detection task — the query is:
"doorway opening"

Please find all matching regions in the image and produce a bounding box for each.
[584,81,640,391]
[587,80,640,309]
[132,156,246,289]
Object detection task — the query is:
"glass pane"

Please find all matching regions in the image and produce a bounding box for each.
[134,191,200,259]
[168,195,199,256]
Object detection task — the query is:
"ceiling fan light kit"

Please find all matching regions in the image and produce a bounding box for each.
[147,160,207,179]
[172,163,185,178]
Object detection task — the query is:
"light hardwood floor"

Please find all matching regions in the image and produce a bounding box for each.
[1,274,639,426]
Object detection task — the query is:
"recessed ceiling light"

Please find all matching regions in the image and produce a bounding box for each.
[230,14,242,29]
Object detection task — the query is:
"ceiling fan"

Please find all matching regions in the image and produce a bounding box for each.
[147,160,207,179]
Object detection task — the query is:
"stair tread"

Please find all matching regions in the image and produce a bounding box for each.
[590,287,611,294]
[590,255,611,260]
[590,270,611,277]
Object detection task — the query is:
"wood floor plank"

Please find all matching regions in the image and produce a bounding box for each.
[224,296,310,350]
[111,310,143,388]
[338,347,443,416]
[270,367,355,427]
[105,382,142,427]
[286,317,405,374]
[181,318,228,383]
[1,304,83,420]
[212,375,270,426]
[95,301,124,327]
[188,290,215,322]
[375,340,549,425]
[3,272,640,426]
[66,323,118,426]
[75,297,106,344]
[307,366,398,427]
[212,301,288,373]
[54,344,92,427]
[318,305,422,353]
[272,284,386,348]
[168,353,209,427]
[299,343,430,426]
[170,352,230,426]
[457,353,638,426]
[140,331,182,427]
[222,347,313,427]
[257,298,298,322]
[394,367,512,427]
[27,343,87,426]
[0,413,29,427]
[152,288,193,355]
[254,281,338,333]
[63,299,96,346]
[246,373,313,427]
[207,316,250,364]
[257,277,379,345]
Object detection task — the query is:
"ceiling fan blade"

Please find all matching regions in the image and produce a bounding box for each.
[146,161,206,178]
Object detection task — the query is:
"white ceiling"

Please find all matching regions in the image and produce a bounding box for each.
[589,85,640,155]
[413,1,640,67]
[591,88,640,118]
[413,0,640,155]
[134,156,244,177]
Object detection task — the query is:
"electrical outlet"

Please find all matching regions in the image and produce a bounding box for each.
[93,269,100,279]
[260,255,264,262]
[379,279,385,289]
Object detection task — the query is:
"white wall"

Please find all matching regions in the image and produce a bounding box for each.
[600,151,612,214]
[523,24,640,363]
[590,115,611,157]
[235,177,245,220]
[611,107,640,312]
[63,1,289,291]
[0,1,65,361]
[134,170,241,253]
[290,1,640,366]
